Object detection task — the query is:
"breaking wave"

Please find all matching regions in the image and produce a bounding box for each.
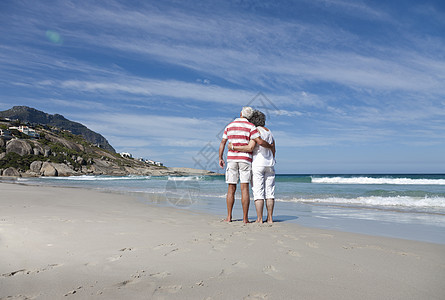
[311,176,445,185]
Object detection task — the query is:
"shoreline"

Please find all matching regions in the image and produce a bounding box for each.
[4,177,445,245]
[1,182,445,299]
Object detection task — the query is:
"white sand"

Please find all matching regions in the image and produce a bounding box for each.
[1,182,444,299]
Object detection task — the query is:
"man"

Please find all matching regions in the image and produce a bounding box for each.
[219,107,273,223]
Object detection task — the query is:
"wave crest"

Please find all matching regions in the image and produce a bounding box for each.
[311,176,445,185]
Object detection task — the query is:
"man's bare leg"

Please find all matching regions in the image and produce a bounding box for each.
[240,183,250,223]
[225,184,236,222]
[266,198,274,223]
[254,199,264,223]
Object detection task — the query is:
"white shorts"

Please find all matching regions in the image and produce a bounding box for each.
[225,161,252,184]
[251,166,275,200]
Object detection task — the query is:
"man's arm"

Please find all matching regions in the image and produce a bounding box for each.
[219,138,228,168]
[229,139,256,152]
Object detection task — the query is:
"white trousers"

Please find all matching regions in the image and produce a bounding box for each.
[251,166,275,200]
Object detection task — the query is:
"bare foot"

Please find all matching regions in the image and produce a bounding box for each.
[255,219,263,224]
[243,219,251,224]
[267,218,273,224]
[224,216,232,222]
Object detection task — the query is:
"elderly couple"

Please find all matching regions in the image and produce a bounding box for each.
[219,107,276,224]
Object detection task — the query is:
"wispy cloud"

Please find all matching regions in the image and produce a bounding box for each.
[72,112,227,145]
[310,0,392,21]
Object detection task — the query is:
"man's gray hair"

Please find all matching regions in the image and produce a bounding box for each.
[241,106,254,119]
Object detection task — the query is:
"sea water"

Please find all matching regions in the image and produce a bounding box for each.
[16,174,445,244]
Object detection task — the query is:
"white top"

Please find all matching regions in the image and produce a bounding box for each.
[252,127,275,167]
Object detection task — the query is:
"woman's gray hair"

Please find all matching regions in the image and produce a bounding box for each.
[249,110,266,127]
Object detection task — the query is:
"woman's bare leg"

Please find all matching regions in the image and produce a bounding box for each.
[254,199,264,223]
[266,198,274,223]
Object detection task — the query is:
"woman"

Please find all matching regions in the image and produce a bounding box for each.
[229,110,276,223]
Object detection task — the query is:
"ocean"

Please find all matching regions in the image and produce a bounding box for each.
[16,173,445,244]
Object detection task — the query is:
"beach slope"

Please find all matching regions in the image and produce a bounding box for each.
[1,183,444,299]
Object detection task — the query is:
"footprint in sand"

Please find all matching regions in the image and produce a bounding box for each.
[283,234,300,241]
[2,264,61,277]
[150,271,171,279]
[64,286,82,296]
[119,247,133,252]
[115,271,149,288]
[107,255,122,262]
[154,285,182,294]
[163,248,180,256]
[244,293,268,300]
[219,261,248,276]
[262,265,284,280]
[3,294,38,299]
[306,242,319,249]
[153,243,176,250]
[287,250,301,259]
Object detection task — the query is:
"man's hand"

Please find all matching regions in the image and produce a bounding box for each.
[219,138,228,169]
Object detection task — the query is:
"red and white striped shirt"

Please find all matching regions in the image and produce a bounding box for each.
[223,118,260,163]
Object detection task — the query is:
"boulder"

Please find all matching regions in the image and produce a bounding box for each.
[52,163,76,176]
[30,161,43,173]
[41,162,58,176]
[3,167,21,177]
[6,139,33,156]
[0,153,5,160]
[29,141,45,156]
[44,147,51,157]
[76,156,85,165]
[0,138,5,148]
[81,165,93,174]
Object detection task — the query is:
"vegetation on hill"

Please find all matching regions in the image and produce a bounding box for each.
[0,117,140,174]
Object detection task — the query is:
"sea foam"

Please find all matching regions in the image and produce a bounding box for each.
[278,195,445,209]
[311,176,445,185]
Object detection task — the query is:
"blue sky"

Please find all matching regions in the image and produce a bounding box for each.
[1,0,444,174]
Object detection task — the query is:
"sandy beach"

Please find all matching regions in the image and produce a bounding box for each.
[1,182,444,299]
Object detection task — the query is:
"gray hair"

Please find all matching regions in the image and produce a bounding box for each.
[241,106,254,119]
[249,110,266,127]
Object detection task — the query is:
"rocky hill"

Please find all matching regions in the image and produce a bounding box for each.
[0,109,218,177]
[0,106,115,152]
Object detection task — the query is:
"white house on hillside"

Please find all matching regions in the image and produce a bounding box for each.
[8,125,40,138]
[137,158,164,167]
[120,152,132,159]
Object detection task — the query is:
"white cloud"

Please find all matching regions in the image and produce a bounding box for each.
[271,110,303,117]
